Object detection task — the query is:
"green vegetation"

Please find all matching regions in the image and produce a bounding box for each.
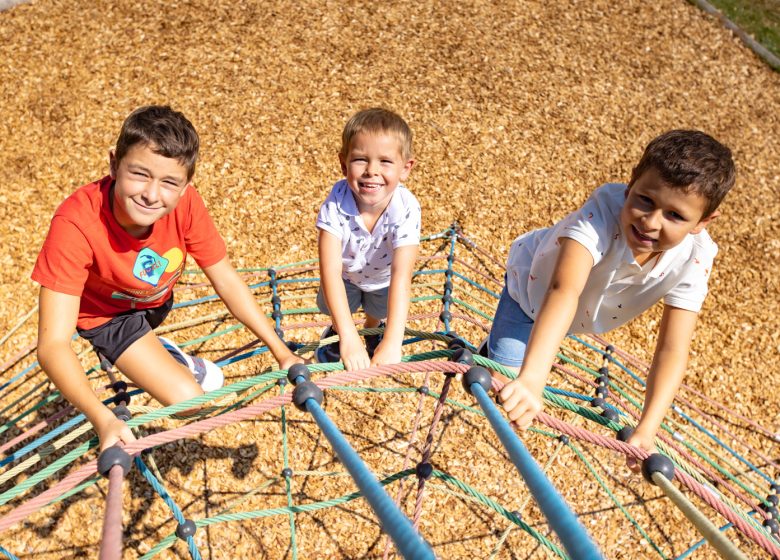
[706,0,780,60]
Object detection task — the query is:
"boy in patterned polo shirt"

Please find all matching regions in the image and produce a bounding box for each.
[486,130,735,470]
[33,105,304,451]
[316,108,421,371]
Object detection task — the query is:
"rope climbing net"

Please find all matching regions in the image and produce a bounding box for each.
[0,225,778,559]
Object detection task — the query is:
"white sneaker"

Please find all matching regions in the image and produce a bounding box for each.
[159,336,224,392]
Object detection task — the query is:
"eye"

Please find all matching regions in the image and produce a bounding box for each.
[667,211,685,221]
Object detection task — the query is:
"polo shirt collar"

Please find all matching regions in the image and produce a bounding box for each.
[334,179,406,224]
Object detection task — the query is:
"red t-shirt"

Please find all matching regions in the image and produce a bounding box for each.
[32,176,227,330]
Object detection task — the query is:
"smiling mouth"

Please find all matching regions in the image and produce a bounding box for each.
[133,200,162,212]
[631,225,655,245]
[359,182,384,191]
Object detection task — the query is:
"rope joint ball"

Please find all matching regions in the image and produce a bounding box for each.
[97,446,132,478]
[175,519,197,540]
[287,363,311,385]
[415,462,433,480]
[112,404,132,422]
[642,453,675,485]
[292,381,323,411]
[616,426,635,442]
[449,347,474,366]
[462,366,492,396]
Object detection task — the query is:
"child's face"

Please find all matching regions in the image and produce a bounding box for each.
[621,167,717,260]
[109,143,191,238]
[339,132,414,215]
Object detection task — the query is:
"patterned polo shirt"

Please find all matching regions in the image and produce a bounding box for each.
[316,179,421,291]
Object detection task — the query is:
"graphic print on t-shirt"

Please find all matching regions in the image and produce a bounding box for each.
[133,248,169,286]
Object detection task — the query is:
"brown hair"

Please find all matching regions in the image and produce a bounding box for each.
[115,105,200,180]
[340,108,413,160]
[630,130,735,217]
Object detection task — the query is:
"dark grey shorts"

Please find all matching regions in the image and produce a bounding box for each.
[77,296,174,365]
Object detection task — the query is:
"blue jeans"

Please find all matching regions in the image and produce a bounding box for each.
[487,286,534,368]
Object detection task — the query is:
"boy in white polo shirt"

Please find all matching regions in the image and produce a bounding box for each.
[316,108,421,371]
[487,130,735,469]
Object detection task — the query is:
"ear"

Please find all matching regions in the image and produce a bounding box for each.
[690,210,720,234]
[108,150,118,179]
[339,152,347,176]
[399,158,416,181]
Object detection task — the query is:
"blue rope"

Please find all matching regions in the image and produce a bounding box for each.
[670,406,774,485]
[295,382,435,559]
[135,457,202,560]
[0,389,144,468]
[0,546,19,560]
[467,381,603,560]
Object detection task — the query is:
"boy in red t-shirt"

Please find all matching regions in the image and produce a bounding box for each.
[33,105,303,450]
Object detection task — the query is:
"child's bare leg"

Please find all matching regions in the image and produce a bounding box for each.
[114,332,203,415]
[364,314,381,328]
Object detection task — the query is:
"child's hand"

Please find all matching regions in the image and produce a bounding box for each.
[279,353,307,370]
[625,429,657,473]
[94,413,136,451]
[498,377,544,430]
[370,339,402,367]
[339,334,371,372]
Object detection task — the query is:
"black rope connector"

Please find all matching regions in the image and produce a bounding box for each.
[267,268,277,281]
[444,280,453,293]
[767,494,779,506]
[287,363,311,385]
[274,327,285,340]
[439,310,452,324]
[418,385,429,395]
[175,518,197,540]
[112,392,131,406]
[595,386,609,398]
[292,381,323,411]
[111,380,128,393]
[271,295,281,307]
[447,337,466,350]
[112,405,132,422]
[598,366,609,376]
[558,435,570,445]
[591,397,606,410]
[442,293,453,304]
[596,375,609,386]
[449,347,474,366]
[616,426,635,442]
[462,366,492,396]
[281,468,293,479]
[605,344,615,354]
[642,453,675,485]
[415,461,433,480]
[763,518,779,536]
[601,407,620,423]
[97,446,132,478]
[271,310,283,321]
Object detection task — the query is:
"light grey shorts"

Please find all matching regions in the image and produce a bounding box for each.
[316,278,389,320]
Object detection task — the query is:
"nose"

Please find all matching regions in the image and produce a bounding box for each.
[141,180,162,203]
[642,210,662,230]
[364,159,380,176]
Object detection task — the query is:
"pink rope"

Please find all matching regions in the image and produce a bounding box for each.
[551,363,770,519]
[0,361,466,533]
[98,466,124,560]
[0,344,37,376]
[412,375,455,528]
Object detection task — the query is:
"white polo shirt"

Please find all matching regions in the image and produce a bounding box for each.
[316,179,421,291]
[505,183,717,334]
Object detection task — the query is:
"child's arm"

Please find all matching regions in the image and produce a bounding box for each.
[499,238,593,429]
[371,244,419,366]
[202,257,303,370]
[625,304,699,471]
[318,229,370,371]
[37,287,136,451]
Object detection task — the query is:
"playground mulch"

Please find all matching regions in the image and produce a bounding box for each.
[0,0,778,558]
